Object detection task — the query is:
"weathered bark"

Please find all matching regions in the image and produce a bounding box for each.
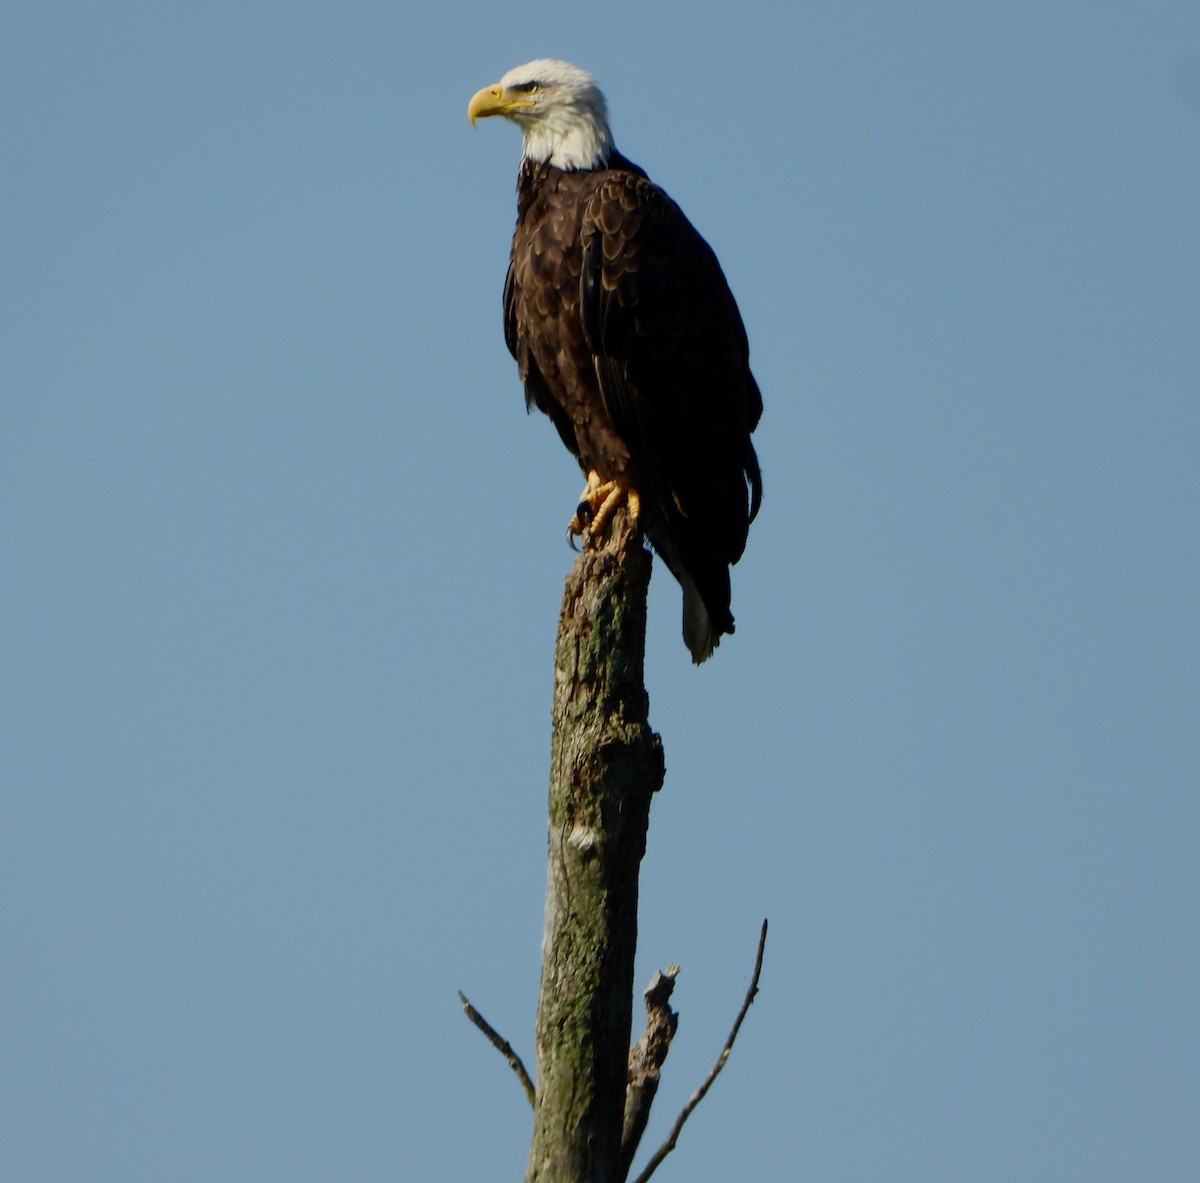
[524,510,665,1183]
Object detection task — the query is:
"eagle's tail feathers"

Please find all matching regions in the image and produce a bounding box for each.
[682,574,720,664]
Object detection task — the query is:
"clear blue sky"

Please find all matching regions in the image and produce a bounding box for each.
[3,2,1198,1179]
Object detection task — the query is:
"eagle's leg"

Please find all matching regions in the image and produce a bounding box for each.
[568,470,642,549]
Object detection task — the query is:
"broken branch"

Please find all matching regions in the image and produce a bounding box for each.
[620,965,681,1180]
[630,919,768,1183]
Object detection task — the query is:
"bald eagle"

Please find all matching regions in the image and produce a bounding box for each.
[469,60,762,663]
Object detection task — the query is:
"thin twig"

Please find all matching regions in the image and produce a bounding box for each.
[630,919,768,1183]
[458,990,536,1108]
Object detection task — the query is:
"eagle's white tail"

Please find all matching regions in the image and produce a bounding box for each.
[681,574,719,664]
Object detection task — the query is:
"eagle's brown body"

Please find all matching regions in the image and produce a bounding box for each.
[504,153,763,654]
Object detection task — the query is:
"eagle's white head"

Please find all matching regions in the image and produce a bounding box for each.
[468,59,614,170]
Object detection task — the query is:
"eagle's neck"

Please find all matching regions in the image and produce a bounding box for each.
[516,151,648,221]
[521,109,614,171]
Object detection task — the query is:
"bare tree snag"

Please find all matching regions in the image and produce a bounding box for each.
[524,509,665,1183]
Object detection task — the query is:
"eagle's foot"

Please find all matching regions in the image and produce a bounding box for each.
[567,471,641,550]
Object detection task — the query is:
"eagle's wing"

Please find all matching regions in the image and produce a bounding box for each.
[579,173,762,617]
[504,256,579,458]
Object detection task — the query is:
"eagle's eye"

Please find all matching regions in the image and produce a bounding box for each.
[511,81,541,95]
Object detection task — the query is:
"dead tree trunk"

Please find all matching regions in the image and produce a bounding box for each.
[524,510,665,1183]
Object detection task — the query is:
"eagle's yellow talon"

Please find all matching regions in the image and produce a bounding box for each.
[566,471,640,548]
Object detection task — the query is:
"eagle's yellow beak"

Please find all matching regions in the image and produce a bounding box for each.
[468,83,533,125]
